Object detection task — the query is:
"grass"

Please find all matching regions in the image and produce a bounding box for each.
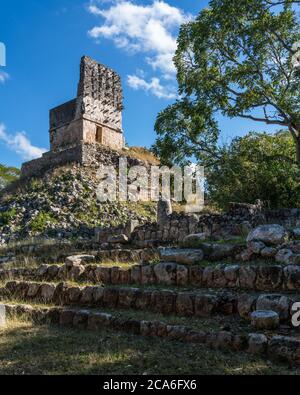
[2,256,40,270]
[2,298,252,333]
[94,261,138,269]
[0,317,299,375]
[125,146,160,165]
[0,208,17,226]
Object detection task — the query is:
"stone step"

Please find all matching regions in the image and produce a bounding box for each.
[0,246,158,265]
[1,280,299,324]
[159,244,245,263]
[2,260,300,292]
[3,302,300,366]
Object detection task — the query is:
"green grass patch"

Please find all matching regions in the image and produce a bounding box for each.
[29,212,57,233]
[0,208,17,226]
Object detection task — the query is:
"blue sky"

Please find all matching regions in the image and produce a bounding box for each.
[0,0,279,168]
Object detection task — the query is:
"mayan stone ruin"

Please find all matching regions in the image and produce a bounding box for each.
[21,56,125,178]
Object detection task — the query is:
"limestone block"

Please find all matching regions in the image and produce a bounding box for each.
[237,294,257,320]
[251,310,279,330]
[247,224,289,246]
[159,248,204,265]
[182,233,207,247]
[39,284,56,303]
[256,294,291,321]
[195,294,218,317]
[66,255,95,267]
[248,333,268,354]
[268,336,300,364]
[175,293,194,316]
[153,262,177,285]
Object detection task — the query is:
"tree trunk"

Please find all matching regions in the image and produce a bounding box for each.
[296,137,300,167]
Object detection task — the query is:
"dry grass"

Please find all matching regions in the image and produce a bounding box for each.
[125,146,160,165]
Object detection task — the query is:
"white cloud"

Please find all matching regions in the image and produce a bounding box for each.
[0,123,47,160]
[0,71,9,84]
[146,52,176,76]
[88,0,192,98]
[127,74,176,99]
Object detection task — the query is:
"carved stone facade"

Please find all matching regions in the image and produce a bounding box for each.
[50,56,124,152]
[21,56,125,177]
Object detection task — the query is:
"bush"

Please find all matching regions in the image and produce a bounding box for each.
[30,212,56,233]
[0,164,20,190]
[0,208,17,225]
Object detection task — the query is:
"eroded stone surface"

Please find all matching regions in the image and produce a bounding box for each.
[159,248,204,265]
[251,310,279,330]
[248,333,268,354]
[247,224,289,246]
[269,336,300,365]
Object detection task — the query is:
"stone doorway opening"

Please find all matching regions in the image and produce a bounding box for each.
[96,126,103,144]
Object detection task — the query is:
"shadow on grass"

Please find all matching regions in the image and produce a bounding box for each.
[0,321,298,375]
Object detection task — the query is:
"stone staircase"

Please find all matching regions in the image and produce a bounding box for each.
[1,244,300,367]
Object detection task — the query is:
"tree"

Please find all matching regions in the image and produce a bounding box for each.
[206,131,300,209]
[153,0,300,166]
[0,164,20,190]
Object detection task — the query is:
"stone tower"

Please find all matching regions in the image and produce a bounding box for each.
[49,56,124,152]
[21,56,126,178]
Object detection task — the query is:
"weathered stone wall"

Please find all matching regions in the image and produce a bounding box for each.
[21,145,83,178]
[130,202,300,246]
[82,119,124,151]
[77,56,123,132]
[265,208,300,227]
[131,202,264,245]
[50,99,77,130]
[21,142,146,178]
[50,119,83,152]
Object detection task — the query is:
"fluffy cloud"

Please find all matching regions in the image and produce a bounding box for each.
[0,123,47,160]
[0,71,9,84]
[88,0,192,98]
[127,74,176,99]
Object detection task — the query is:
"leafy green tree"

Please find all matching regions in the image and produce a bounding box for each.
[206,131,300,209]
[153,0,300,166]
[0,164,20,189]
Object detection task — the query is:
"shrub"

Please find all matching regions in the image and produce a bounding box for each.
[30,212,56,233]
[0,208,17,225]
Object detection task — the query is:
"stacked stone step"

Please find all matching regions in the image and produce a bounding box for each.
[0,244,158,265]
[2,255,300,292]
[2,223,300,366]
[1,279,299,326]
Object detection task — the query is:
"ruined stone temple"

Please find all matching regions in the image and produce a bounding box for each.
[21,56,125,177]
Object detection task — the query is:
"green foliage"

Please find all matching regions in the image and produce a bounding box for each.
[29,178,43,192]
[152,99,219,166]
[207,131,300,209]
[29,212,56,233]
[0,208,17,225]
[0,165,20,189]
[153,0,300,165]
